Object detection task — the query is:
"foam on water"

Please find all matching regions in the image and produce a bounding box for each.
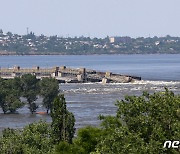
[134,80,180,85]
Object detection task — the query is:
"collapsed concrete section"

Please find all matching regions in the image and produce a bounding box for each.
[0,66,141,83]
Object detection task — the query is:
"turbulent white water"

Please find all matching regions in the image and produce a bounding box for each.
[62,80,180,95]
[134,80,180,85]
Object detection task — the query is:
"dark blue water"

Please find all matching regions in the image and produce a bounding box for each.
[0,54,180,81]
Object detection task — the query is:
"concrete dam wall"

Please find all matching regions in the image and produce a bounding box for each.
[0,66,141,83]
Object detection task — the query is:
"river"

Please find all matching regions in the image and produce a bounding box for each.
[0,54,180,131]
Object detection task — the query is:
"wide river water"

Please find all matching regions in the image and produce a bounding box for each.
[0,54,180,131]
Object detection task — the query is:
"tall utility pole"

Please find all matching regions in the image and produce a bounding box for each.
[27,27,29,35]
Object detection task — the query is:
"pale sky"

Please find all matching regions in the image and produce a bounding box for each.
[0,0,180,38]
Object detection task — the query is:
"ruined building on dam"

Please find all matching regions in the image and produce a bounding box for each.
[0,66,141,83]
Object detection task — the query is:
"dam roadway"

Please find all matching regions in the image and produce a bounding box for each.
[0,66,141,83]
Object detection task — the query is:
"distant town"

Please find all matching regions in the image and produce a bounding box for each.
[0,29,180,55]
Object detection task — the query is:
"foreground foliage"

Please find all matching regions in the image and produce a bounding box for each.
[51,94,75,144]
[94,89,180,154]
[0,89,179,154]
[0,121,52,154]
[0,95,75,154]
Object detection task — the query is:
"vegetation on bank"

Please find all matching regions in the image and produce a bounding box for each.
[0,85,180,153]
[1,29,180,55]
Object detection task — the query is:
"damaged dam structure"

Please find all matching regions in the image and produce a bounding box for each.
[0,66,141,83]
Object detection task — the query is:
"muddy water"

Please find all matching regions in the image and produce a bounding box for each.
[0,80,180,132]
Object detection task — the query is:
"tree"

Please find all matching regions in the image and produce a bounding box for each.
[6,31,13,38]
[4,78,24,113]
[0,89,7,113]
[94,88,180,154]
[0,78,6,113]
[0,128,23,154]
[4,93,24,113]
[73,126,102,154]
[54,141,85,154]
[95,116,146,154]
[40,78,59,114]
[0,78,24,114]
[55,126,102,154]
[51,94,75,144]
[0,121,53,154]
[12,77,22,96]
[21,74,39,114]
[21,120,52,153]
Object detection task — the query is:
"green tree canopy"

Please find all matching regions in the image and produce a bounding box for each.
[94,88,180,154]
[0,121,52,154]
[0,78,24,113]
[51,94,75,144]
[40,77,59,114]
[21,74,39,114]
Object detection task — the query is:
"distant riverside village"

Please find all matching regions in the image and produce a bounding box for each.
[0,66,141,83]
[0,29,180,55]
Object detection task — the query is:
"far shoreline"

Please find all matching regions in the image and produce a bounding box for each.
[1,53,180,56]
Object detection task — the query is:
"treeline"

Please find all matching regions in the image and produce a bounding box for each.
[0,74,59,114]
[0,29,180,54]
[0,88,179,153]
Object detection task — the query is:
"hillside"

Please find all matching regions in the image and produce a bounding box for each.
[0,29,180,55]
